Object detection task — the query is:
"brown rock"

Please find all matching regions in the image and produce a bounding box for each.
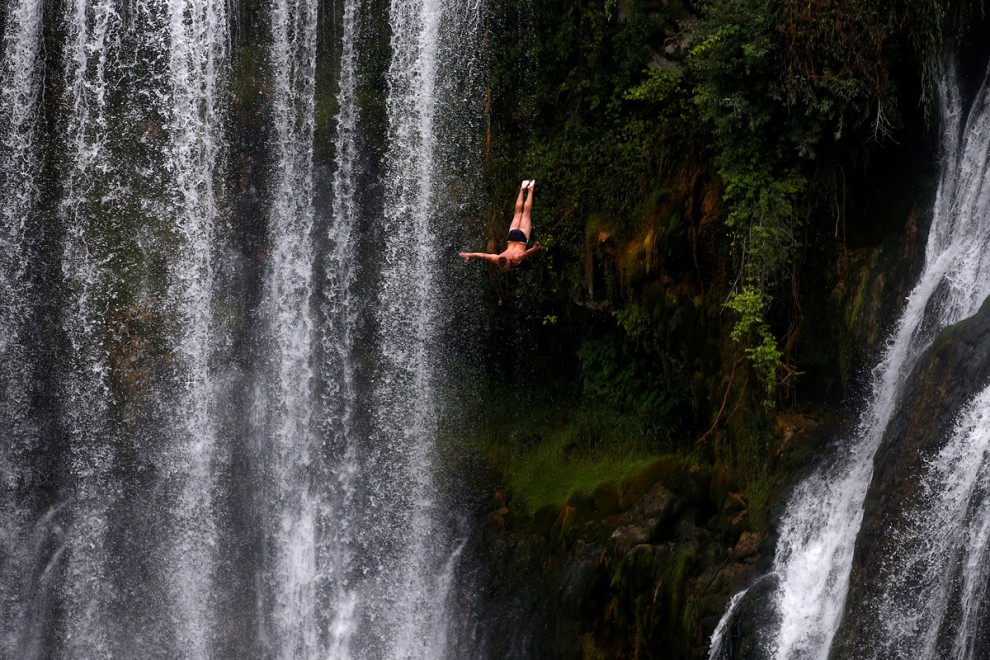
[729,531,760,562]
[609,524,651,555]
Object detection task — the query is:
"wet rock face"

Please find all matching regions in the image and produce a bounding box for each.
[711,573,780,660]
[608,483,681,552]
[834,297,990,655]
[450,466,763,659]
[829,206,926,393]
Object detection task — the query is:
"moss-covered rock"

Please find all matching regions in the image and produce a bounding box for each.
[450,456,762,659]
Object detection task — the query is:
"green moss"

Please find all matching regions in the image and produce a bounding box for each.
[466,366,687,516]
[486,410,660,515]
[681,595,699,643]
[668,545,695,601]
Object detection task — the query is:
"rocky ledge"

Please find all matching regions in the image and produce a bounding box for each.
[452,460,769,659]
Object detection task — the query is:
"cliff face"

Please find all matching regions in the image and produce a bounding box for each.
[2,0,970,654]
[450,0,945,656]
[444,122,932,659]
[457,461,758,658]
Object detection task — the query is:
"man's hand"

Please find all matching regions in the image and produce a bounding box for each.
[459,251,492,262]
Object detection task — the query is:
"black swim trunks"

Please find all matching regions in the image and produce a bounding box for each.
[507,229,528,243]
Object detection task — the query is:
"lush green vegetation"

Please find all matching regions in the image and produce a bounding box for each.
[481,0,751,529]
[690,0,982,390]
[475,0,989,549]
[488,0,981,390]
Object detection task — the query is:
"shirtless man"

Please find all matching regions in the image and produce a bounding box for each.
[459,180,541,271]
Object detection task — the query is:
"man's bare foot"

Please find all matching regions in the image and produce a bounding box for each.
[527,179,536,190]
[521,180,530,189]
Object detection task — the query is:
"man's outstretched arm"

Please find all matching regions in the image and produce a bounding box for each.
[523,243,541,258]
[459,251,499,263]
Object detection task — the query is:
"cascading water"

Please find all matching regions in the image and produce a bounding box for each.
[55,0,231,654]
[833,69,990,660]
[254,0,321,654]
[0,0,46,655]
[318,0,363,654]
[0,0,486,656]
[710,60,990,659]
[860,386,990,659]
[373,0,453,653]
[327,1,482,656]
[57,1,125,652]
[161,0,228,653]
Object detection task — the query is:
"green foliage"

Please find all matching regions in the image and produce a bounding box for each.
[725,286,783,400]
[624,67,696,137]
[745,467,773,532]
[523,120,664,294]
[480,0,987,545]
[488,0,694,303]
[688,0,982,396]
[577,331,688,434]
[720,403,776,531]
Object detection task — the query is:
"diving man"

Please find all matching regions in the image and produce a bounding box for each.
[459,180,541,271]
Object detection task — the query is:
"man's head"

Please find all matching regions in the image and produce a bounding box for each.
[498,256,509,272]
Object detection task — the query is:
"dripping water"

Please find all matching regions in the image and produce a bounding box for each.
[255,0,320,655]
[57,0,124,652]
[0,0,47,655]
[840,69,990,660]
[161,0,228,653]
[318,0,362,654]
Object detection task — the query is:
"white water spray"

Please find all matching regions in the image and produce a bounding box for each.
[0,0,46,654]
[0,0,485,655]
[375,0,451,655]
[259,0,320,655]
[356,1,484,656]
[58,1,123,653]
[319,0,363,654]
[860,384,990,659]
[162,0,228,653]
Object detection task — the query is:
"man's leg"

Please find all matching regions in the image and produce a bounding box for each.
[510,181,528,231]
[519,180,534,238]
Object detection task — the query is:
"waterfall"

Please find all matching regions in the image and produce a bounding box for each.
[54,0,231,654]
[319,0,362,654]
[256,0,320,655]
[375,0,447,651]
[0,0,46,655]
[346,1,480,656]
[710,60,990,659]
[839,69,990,660]
[162,0,228,653]
[255,0,486,655]
[57,0,124,652]
[859,385,990,658]
[0,0,485,655]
